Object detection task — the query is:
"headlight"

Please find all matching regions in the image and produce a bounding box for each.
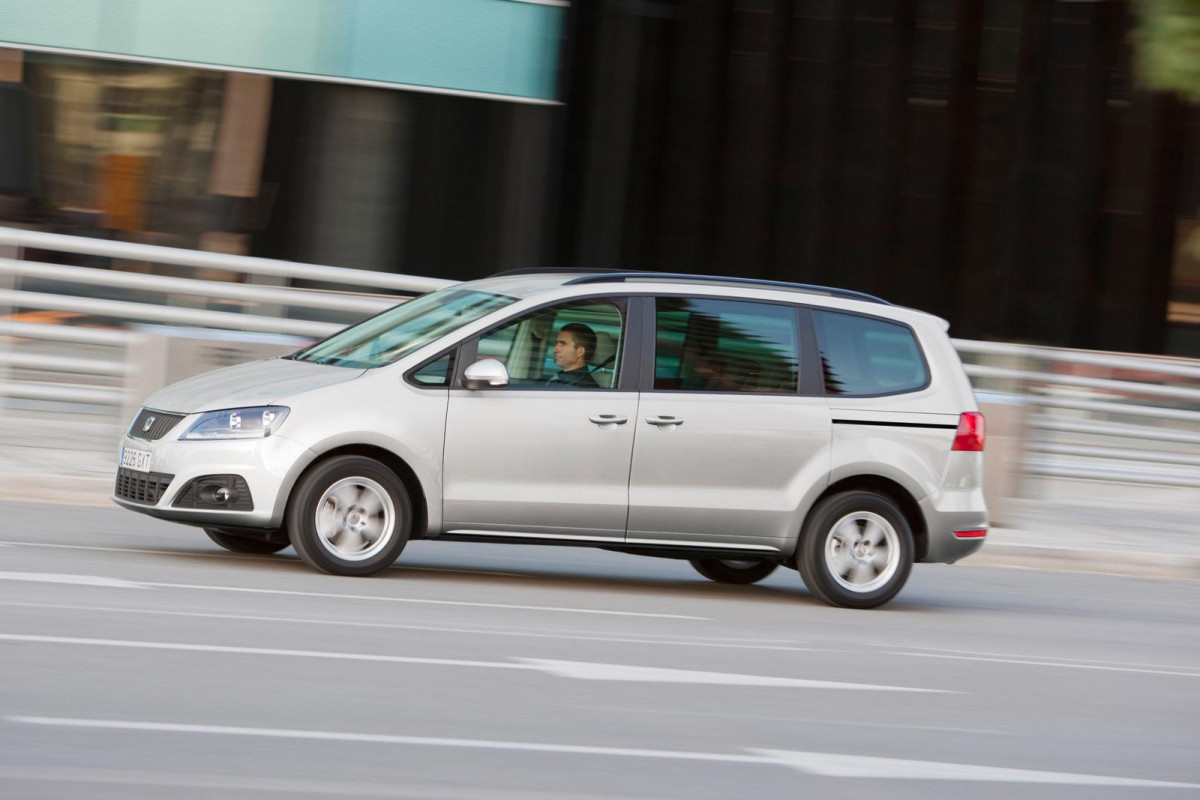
[180,406,290,440]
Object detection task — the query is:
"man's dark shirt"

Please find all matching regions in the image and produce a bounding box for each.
[547,367,599,388]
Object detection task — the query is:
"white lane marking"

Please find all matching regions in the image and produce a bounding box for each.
[580,705,1012,735]
[0,540,531,578]
[135,581,707,620]
[0,766,412,797]
[0,633,530,670]
[889,651,1200,679]
[518,659,952,692]
[8,718,1196,788]
[881,644,1200,674]
[0,634,934,691]
[6,717,768,765]
[0,601,828,652]
[0,541,260,560]
[755,750,1200,787]
[0,572,147,589]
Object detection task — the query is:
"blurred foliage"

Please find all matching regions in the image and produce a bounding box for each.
[1131,0,1200,103]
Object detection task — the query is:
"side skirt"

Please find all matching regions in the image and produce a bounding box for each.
[437,530,785,562]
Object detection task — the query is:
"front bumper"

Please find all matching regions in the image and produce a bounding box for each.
[110,430,313,529]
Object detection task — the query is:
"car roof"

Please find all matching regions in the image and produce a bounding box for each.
[461,269,949,331]
[481,269,892,305]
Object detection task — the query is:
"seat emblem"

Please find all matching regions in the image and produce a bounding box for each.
[142,416,156,433]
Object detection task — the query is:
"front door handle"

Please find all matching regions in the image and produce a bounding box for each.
[589,414,628,426]
[645,415,684,427]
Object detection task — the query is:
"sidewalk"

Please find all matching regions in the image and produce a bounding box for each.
[961,496,1200,580]
[962,524,1200,581]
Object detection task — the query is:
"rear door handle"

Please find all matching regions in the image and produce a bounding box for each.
[645,415,684,427]
[589,414,628,426]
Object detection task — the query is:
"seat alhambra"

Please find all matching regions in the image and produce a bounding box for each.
[113,271,987,608]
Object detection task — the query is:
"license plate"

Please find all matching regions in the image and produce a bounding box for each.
[120,447,153,473]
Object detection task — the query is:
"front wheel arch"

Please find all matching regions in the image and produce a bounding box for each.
[285,444,429,541]
[286,454,413,575]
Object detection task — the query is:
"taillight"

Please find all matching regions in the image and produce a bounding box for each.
[951,412,985,451]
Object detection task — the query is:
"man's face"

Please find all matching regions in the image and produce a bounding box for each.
[553,331,586,371]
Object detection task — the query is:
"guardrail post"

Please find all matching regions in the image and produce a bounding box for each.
[121,332,169,439]
[976,392,1029,527]
[0,236,18,413]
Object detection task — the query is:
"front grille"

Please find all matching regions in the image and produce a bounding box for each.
[114,468,174,505]
[128,409,186,441]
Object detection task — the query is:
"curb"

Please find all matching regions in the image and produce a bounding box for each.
[960,543,1200,582]
[0,474,113,508]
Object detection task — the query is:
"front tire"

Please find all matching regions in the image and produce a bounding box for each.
[287,455,411,576]
[689,558,778,585]
[796,490,914,609]
[203,527,289,554]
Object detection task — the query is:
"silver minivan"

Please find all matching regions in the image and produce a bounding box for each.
[113,272,987,608]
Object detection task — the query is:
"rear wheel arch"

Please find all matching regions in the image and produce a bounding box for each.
[808,475,928,563]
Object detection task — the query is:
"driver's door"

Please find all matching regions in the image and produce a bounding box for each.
[441,297,639,540]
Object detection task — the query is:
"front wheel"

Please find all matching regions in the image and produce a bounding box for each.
[689,558,778,585]
[287,456,412,576]
[203,527,289,554]
[796,491,914,609]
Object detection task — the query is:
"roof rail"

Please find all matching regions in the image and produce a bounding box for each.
[562,272,892,305]
[488,268,622,278]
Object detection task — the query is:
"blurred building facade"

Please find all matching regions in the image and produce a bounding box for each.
[1,0,1199,357]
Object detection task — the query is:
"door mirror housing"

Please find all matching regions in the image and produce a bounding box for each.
[463,359,510,389]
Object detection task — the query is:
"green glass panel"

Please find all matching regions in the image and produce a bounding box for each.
[0,0,562,101]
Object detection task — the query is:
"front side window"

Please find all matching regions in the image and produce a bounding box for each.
[291,287,517,369]
[653,298,799,394]
[472,299,626,389]
[812,310,929,396]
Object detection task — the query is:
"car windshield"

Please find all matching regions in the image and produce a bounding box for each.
[290,287,517,369]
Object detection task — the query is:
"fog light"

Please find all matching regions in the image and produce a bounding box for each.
[199,482,236,505]
[172,475,253,511]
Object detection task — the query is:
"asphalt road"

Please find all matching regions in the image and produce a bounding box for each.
[0,500,1197,799]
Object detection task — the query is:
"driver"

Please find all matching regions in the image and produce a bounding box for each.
[547,323,599,387]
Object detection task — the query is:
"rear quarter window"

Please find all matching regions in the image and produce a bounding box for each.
[812,310,929,396]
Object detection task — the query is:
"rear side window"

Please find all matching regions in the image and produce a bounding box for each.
[653,297,799,394]
[812,310,928,396]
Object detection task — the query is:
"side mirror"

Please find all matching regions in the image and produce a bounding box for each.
[463,359,510,389]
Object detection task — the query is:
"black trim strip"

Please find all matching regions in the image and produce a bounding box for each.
[833,419,958,430]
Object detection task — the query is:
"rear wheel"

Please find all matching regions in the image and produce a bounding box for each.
[287,455,411,576]
[796,490,914,609]
[689,558,778,585]
[203,527,289,554]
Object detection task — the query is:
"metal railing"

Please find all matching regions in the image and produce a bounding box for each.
[0,226,454,338]
[0,226,450,478]
[1,226,1198,507]
[955,339,1200,492]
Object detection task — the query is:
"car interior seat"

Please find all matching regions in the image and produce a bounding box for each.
[589,331,617,387]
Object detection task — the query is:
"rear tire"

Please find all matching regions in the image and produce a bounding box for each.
[203,527,289,554]
[796,490,914,609]
[287,455,411,576]
[689,558,778,585]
